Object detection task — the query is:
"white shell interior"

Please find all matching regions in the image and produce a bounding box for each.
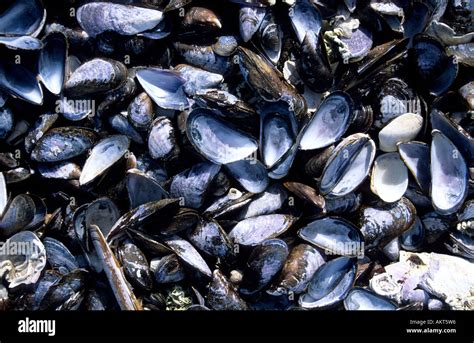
[378,113,423,152]
[80,135,130,185]
[328,140,375,197]
[188,112,258,165]
[371,152,408,203]
[299,94,351,150]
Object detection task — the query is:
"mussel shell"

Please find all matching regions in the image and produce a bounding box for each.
[404,185,432,212]
[413,35,458,95]
[237,46,307,118]
[298,217,363,257]
[3,167,33,184]
[445,231,474,259]
[24,113,59,155]
[398,141,431,194]
[258,11,282,64]
[73,205,97,268]
[382,237,400,261]
[260,102,297,168]
[31,271,62,310]
[283,181,325,211]
[299,92,354,150]
[186,108,258,165]
[268,243,325,295]
[194,89,257,120]
[430,130,468,215]
[0,0,471,313]
[39,269,87,310]
[107,198,180,241]
[0,63,43,105]
[289,0,322,44]
[0,0,46,36]
[77,2,164,38]
[175,64,223,96]
[239,6,266,43]
[0,194,36,238]
[139,15,172,40]
[38,161,81,180]
[319,133,376,197]
[299,257,356,309]
[370,153,408,203]
[297,31,333,92]
[128,92,155,131]
[182,7,222,32]
[344,287,397,310]
[6,120,29,147]
[148,116,179,161]
[170,162,221,209]
[204,188,252,219]
[429,56,459,96]
[378,113,423,152]
[402,1,431,38]
[126,169,169,209]
[163,0,193,12]
[0,231,47,288]
[325,192,362,215]
[240,239,289,295]
[0,152,18,168]
[207,269,249,310]
[160,208,200,236]
[212,35,239,57]
[136,68,189,110]
[31,127,96,163]
[267,142,299,180]
[29,206,49,239]
[358,197,417,249]
[89,225,142,311]
[173,42,230,75]
[83,288,110,311]
[231,0,275,6]
[225,159,269,194]
[188,218,234,262]
[229,214,296,246]
[108,114,144,144]
[237,183,288,219]
[85,197,121,239]
[339,27,373,63]
[431,109,474,166]
[38,32,67,95]
[94,67,138,119]
[400,216,425,251]
[79,135,130,186]
[425,19,473,48]
[128,229,172,256]
[0,90,6,107]
[43,237,78,275]
[458,200,474,223]
[118,243,153,291]
[0,35,43,50]
[150,255,185,284]
[1,165,26,182]
[57,96,94,122]
[64,58,127,98]
[163,235,212,277]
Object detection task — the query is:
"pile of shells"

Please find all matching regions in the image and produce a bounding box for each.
[0,0,473,311]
